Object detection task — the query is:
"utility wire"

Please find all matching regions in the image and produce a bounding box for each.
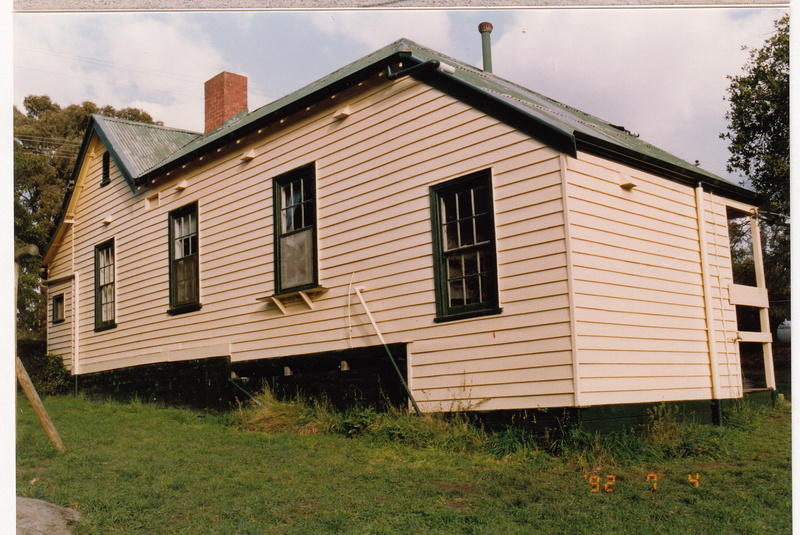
[16,45,285,101]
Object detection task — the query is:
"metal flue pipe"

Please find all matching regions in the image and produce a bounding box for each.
[479,22,493,73]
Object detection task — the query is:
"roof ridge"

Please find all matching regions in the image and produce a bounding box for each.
[94,113,200,136]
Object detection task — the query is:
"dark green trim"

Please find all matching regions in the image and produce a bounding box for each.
[94,322,117,333]
[91,120,137,194]
[573,133,763,207]
[167,302,203,316]
[94,238,116,332]
[272,163,318,295]
[168,202,201,313]
[433,307,503,323]
[429,169,500,321]
[44,115,136,263]
[135,54,404,187]
[411,61,578,158]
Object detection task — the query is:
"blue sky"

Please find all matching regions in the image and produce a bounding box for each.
[13,8,787,182]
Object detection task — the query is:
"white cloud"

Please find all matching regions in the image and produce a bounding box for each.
[309,10,457,57]
[14,14,228,132]
[13,9,784,181]
[492,8,784,179]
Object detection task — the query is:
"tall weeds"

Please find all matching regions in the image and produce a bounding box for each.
[230,388,781,467]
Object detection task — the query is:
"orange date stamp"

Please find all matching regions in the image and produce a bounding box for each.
[583,473,700,492]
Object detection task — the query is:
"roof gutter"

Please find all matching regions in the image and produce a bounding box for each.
[574,132,761,206]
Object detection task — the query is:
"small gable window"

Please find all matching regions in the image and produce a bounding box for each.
[168,202,201,315]
[430,169,501,322]
[52,294,65,324]
[101,151,111,186]
[94,239,116,331]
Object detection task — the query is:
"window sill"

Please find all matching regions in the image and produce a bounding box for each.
[94,322,117,332]
[52,319,65,325]
[257,287,328,315]
[433,307,503,324]
[168,302,202,316]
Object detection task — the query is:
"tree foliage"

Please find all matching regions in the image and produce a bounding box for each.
[14,96,159,341]
[722,14,789,215]
[721,14,790,327]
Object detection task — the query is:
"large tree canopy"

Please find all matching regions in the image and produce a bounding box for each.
[14,96,159,341]
[721,14,790,329]
[722,14,789,216]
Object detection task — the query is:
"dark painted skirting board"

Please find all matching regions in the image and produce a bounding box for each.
[73,344,411,411]
[231,344,409,410]
[73,349,777,431]
[76,357,232,410]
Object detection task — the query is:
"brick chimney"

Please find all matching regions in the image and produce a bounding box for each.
[204,72,248,133]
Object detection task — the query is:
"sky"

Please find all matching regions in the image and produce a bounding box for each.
[12,8,787,183]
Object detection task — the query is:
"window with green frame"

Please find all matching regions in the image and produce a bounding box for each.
[430,170,501,322]
[52,294,65,324]
[273,163,317,294]
[168,202,201,315]
[94,239,116,331]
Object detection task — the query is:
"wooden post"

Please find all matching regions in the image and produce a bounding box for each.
[15,243,66,452]
[16,357,66,452]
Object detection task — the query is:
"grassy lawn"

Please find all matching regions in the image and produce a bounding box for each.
[16,392,791,534]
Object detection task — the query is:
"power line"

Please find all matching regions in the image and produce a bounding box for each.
[14,65,203,101]
[16,45,285,101]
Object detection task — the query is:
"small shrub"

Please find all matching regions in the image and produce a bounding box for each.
[644,404,681,447]
[18,352,70,396]
[722,399,771,430]
[231,388,328,435]
[329,407,380,438]
[489,426,539,457]
[676,424,727,458]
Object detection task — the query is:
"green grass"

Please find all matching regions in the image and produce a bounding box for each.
[16,392,791,534]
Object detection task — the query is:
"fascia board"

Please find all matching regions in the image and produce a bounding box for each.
[136,49,411,187]
[407,57,578,158]
[91,115,139,194]
[574,132,761,206]
[42,127,98,265]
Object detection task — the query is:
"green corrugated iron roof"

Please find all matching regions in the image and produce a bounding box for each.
[88,38,753,202]
[94,115,200,180]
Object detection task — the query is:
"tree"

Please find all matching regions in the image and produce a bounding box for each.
[14,97,160,341]
[721,14,790,329]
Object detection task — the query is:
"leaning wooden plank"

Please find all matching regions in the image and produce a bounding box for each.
[16,357,66,453]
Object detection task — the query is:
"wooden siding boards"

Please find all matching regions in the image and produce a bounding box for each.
[46,78,577,411]
[44,64,759,413]
[565,152,744,405]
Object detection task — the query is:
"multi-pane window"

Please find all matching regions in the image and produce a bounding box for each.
[169,202,200,314]
[430,170,500,321]
[94,239,116,330]
[52,294,65,324]
[274,163,317,293]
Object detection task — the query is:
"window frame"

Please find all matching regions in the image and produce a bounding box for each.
[168,202,202,315]
[272,163,318,295]
[94,238,116,331]
[52,294,65,324]
[429,169,501,322]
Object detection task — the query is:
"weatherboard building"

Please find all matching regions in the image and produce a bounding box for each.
[43,31,775,425]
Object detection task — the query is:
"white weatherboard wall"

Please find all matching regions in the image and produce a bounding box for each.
[564,153,743,406]
[47,75,577,412]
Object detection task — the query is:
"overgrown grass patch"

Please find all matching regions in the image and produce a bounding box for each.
[17,392,791,534]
